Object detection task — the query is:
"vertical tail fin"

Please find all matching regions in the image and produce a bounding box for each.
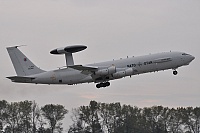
[7,46,45,76]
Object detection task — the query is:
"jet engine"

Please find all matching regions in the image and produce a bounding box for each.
[95,66,116,76]
[113,68,134,79]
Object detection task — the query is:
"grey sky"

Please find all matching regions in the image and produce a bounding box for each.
[0,0,200,130]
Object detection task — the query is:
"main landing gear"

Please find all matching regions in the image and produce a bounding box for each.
[173,70,178,75]
[96,82,110,88]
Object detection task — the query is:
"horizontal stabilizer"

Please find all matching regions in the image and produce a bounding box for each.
[7,76,35,83]
[68,65,98,71]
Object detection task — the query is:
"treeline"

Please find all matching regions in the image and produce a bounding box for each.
[1,100,200,133]
[0,100,68,133]
[69,101,200,133]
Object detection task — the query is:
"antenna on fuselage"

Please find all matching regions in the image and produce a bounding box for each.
[50,45,87,66]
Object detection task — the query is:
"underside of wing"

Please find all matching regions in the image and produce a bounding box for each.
[7,76,35,83]
[68,65,98,71]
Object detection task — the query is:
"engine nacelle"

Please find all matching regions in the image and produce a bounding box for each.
[108,65,116,74]
[95,66,116,76]
[113,71,126,79]
[125,68,134,76]
[95,69,109,75]
[113,68,134,79]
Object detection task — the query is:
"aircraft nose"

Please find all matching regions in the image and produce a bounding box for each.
[190,55,195,61]
[188,55,195,63]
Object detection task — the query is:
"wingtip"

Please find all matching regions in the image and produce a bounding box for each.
[6,45,27,49]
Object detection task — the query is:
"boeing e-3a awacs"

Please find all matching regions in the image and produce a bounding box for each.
[6,45,195,88]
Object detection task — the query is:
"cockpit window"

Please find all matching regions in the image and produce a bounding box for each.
[182,53,189,56]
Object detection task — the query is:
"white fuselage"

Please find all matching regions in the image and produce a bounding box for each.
[28,51,194,85]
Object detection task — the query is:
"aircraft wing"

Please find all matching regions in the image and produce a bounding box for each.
[68,65,98,71]
[6,76,35,83]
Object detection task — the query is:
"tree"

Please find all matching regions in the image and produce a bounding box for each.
[120,105,143,133]
[41,104,68,133]
[168,107,184,133]
[69,108,85,133]
[5,102,20,133]
[192,107,200,133]
[0,100,8,131]
[2,101,33,133]
[105,102,122,133]
[69,101,102,133]
[31,101,42,133]
[99,102,112,132]
[183,107,200,133]
[18,100,32,133]
[79,101,101,133]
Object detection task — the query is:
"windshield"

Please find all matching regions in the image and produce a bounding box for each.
[182,53,189,56]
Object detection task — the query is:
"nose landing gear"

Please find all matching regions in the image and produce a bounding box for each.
[173,70,178,75]
[96,82,110,88]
